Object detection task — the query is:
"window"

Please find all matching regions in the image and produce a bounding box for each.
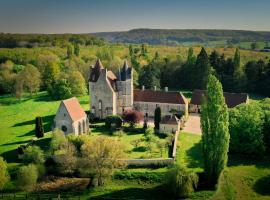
[98,100,102,110]
[63,113,66,117]
[167,105,170,112]
[61,125,67,132]
[83,120,86,133]
[145,104,148,110]
[78,122,82,135]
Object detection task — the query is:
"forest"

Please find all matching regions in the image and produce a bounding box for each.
[0,33,270,100]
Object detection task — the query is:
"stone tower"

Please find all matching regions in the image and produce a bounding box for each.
[116,60,133,114]
[89,59,117,119]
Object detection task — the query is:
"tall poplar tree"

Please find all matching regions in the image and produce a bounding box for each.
[201,75,229,186]
[233,48,244,92]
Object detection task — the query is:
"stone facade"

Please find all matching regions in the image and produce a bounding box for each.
[159,115,180,133]
[89,59,188,120]
[54,97,89,135]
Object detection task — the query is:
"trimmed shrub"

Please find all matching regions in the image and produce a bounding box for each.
[17,164,38,191]
[114,171,166,182]
[165,165,198,198]
[105,115,123,130]
[35,116,44,138]
[0,156,10,191]
[154,107,161,130]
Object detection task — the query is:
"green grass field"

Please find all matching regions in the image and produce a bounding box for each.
[0,92,89,163]
[1,92,270,199]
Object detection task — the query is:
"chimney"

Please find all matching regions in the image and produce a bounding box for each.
[154,86,157,91]
[165,87,168,92]
[142,85,145,91]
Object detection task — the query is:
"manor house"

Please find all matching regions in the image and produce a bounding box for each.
[89,59,188,119]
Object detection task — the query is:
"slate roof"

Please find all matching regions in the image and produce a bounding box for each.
[134,89,188,105]
[62,97,86,122]
[190,89,248,108]
[160,115,179,125]
[89,59,104,82]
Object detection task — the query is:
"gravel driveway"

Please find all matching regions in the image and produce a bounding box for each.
[183,113,202,135]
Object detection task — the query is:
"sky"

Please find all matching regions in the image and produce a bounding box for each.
[0,0,270,33]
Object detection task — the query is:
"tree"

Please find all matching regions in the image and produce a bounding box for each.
[67,43,73,58]
[122,110,143,127]
[23,146,45,165]
[194,47,211,89]
[13,73,24,99]
[233,48,244,92]
[229,103,265,155]
[251,42,259,50]
[17,164,38,191]
[74,43,80,56]
[49,129,78,175]
[138,63,160,89]
[144,128,157,156]
[0,157,9,191]
[35,117,44,138]
[166,165,198,198]
[154,107,161,130]
[201,75,229,186]
[20,64,41,96]
[43,61,60,89]
[80,136,126,186]
[48,78,72,100]
[131,138,144,148]
[67,71,87,96]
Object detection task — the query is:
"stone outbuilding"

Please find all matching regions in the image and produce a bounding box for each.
[53,97,89,135]
[189,89,249,113]
[159,115,180,134]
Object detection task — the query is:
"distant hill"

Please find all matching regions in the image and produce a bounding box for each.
[91,29,270,46]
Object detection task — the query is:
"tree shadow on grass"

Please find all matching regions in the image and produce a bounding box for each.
[186,140,204,169]
[91,125,111,136]
[253,175,270,195]
[228,154,270,169]
[132,146,147,152]
[88,185,171,200]
[1,148,19,163]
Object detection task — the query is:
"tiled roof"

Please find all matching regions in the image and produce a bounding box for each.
[160,115,179,125]
[62,97,86,122]
[190,89,248,108]
[134,89,188,105]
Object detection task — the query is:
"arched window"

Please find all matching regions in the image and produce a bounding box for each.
[83,120,86,133]
[61,125,67,133]
[98,100,102,110]
[78,122,82,135]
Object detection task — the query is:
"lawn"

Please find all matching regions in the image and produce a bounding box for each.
[0,92,89,163]
[176,132,270,200]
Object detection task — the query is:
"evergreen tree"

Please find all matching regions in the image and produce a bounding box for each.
[35,117,44,138]
[74,43,80,56]
[138,63,160,89]
[154,107,161,130]
[233,48,244,92]
[201,75,229,186]
[194,47,211,89]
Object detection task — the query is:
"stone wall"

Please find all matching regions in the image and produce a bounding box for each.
[89,69,117,119]
[134,101,187,118]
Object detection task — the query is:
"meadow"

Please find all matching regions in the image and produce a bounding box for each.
[1,92,270,199]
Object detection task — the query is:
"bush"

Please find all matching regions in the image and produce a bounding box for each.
[0,156,10,190]
[122,110,143,127]
[22,145,45,164]
[17,164,38,191]
[229,103,265,155]
[105,115,123,130]
[165,165,198,198]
